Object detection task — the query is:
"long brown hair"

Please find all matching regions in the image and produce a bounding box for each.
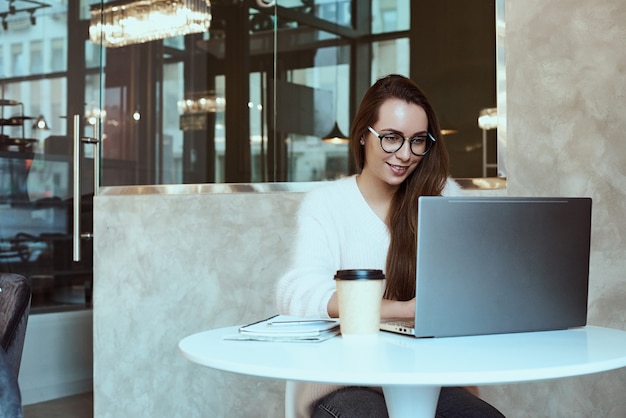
[350,74,450,301]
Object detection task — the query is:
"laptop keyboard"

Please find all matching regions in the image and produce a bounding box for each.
[385,319,415,328]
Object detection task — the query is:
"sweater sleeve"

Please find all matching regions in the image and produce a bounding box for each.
[275,186,342,318]
[275,176,389,318]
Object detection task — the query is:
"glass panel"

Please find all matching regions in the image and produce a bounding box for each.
[11,44,24,77]
[280,46,350,182]
[30,41,44,74]
[83,0,423,185]
[0,0,94,313]
[2,0,500,193]
[372,0,411,33]
[163,61,184,184]
[410,1,497,179]
[85,38,102,69]
[81,0,97,20]
[372,38,410,82]
[277,0,351,27]
[249,72,265,182]
[0,0,501,313]
[50,38,66,72]
[495,0,506,178]
[1,77,67,152]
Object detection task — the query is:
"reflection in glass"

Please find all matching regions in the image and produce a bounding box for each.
[89,0,212,48]
[372,0,410,33]
[0,0,502,311]
[372,38,410,83]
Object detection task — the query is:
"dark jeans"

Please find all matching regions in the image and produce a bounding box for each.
[312,386,505,418]
[0,349,23,418]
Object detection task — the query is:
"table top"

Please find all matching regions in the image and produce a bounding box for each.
[178,325,626,387]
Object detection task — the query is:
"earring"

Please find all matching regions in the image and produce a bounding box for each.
[360,138,365,145]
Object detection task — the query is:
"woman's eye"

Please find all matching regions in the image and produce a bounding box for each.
[411,136,427,144]
[384,134,403,143]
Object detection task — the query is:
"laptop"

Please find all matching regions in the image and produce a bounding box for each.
[380,196,592,338]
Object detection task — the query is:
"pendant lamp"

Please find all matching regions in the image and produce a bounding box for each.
[322,121,348,144]
[32,114,50,130]
[322,1,348,144]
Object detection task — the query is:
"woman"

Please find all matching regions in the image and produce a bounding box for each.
[276,74,504,417]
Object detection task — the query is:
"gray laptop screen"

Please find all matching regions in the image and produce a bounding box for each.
[413,197,591,338]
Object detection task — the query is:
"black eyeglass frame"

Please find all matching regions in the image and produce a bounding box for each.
[367,126,436,157]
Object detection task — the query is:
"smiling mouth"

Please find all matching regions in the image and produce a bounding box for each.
[387,163,409,173]
[388,163,407,169]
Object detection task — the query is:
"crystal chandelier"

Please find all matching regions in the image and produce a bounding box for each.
[89,0,212,48]
[177,95,225,115]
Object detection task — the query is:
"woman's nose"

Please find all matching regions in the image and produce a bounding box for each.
[395,140,412,160]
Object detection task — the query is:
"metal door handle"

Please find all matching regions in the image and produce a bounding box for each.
[72,114,101,262]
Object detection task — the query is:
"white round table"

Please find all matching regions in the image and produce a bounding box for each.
[179,325,626,417]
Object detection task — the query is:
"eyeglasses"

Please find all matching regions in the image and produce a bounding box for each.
[367,126,436,156]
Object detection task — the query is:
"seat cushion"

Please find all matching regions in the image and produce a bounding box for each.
[0,273,31,377]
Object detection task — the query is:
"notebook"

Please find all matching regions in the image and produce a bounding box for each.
[236,315,340,342]
[380,196,592,338]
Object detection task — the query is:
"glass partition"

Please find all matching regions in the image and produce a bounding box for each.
[81,0,497,186]
[0,0,500,311]
[1,1,500,189]
[0,0,94,312]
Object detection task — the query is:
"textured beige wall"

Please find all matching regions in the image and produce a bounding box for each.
[93,192,302,417]
[478,1,626,416]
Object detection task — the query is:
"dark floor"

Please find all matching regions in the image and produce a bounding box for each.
[23,392,93,418]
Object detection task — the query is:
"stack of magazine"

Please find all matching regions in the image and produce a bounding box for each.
[232,314,340,342]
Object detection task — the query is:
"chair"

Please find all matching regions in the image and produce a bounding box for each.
[0,272,32,377]
[0,348,23,418]
[0,273,30,418]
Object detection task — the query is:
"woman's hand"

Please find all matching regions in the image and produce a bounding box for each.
[381,298,415,319]
[327,294,415,319]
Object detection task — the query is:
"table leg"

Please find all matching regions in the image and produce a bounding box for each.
[382,385,441,418]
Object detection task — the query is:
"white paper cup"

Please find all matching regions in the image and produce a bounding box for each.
[334,269,385,336]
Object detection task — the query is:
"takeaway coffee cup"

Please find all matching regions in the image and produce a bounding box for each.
[334,269,385,336]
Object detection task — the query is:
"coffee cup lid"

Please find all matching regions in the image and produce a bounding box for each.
[334,269,385,280]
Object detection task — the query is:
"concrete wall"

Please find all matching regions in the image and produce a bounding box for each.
[93,191,303,417]
[477,0,626,416]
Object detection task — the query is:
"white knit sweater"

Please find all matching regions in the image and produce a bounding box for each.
[275,175,463,417]
[276,175,389,318]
